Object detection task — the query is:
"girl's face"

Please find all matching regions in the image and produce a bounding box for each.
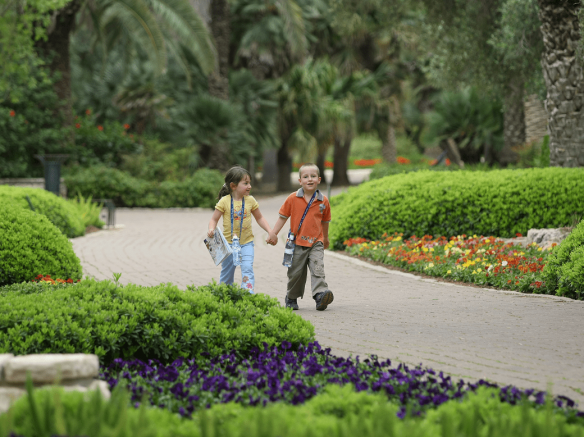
[230,175,251,198]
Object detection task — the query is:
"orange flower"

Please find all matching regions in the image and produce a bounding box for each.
[325,160,334,168]
[86,109,91,115]
[75,123,81,129]
[97,125,103,131]
[397,156,410,165]
[124,123,130,130]
[445,158,451,166]
[9,110,15,117]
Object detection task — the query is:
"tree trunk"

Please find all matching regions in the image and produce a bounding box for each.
[202,0,231,170]
[316,152,327,184]
[331,136,351,186]
[538,0,584,167]
[34,0,82,128]
[381,124,397,164]
[498,77,524,165]
[277,140,292,192]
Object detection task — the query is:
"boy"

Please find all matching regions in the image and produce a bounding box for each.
[268,163,334,311]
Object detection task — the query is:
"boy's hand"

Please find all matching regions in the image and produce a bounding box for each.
[323,238,330,249]
[267,232,278,245]
[207,228,215,238]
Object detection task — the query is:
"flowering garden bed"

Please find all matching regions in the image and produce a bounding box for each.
[101,341,582,421]
[343,233,555,294]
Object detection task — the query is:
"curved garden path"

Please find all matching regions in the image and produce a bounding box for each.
[71,189,584,405]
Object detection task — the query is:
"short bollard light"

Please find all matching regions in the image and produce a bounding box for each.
[34,154,69,197]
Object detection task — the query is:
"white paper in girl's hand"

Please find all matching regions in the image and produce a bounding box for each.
[204,227,233,266]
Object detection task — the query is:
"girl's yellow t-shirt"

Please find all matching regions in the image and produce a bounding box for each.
[215,195,259,244]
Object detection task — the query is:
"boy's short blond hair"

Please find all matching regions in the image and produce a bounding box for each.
[298,163,320,178]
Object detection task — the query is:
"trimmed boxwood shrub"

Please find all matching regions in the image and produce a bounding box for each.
[65,166,223,208]
[0,185,85,237]
[330,168,584,249]
[0,204,82,286]
[0,280,315,364]
[543,219,584,299]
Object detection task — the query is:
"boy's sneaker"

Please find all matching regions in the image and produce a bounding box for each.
[314,290,334,311]
[285,295,299,310]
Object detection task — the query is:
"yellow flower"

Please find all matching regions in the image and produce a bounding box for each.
[472,270,477,274]
[423,247,429,252]
[456,265,462,270]
[538,247,542,251]
[430,247,434,252]
[446,270,451,274]
[428,262,434,268]
[485,239,490,243]
[477,268,482,273]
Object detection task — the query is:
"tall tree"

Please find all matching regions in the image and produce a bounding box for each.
[537,0,583,167]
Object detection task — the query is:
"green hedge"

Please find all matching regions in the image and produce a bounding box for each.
[65,166,224,208]
[0,205,82,286]
[0,186,85,237]
[3,384,583,437]
[330,168,584,249]
[543,218,584,299]
[0,280,314,364]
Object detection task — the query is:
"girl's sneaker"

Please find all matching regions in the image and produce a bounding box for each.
[285,295,299,310]
[314,290,334,311]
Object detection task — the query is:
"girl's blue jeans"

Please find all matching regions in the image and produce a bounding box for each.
[220,241,254,293]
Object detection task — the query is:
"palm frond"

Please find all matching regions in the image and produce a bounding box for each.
[274,0,307,61]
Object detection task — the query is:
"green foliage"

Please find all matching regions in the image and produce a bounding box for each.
[424,87,504,164]
[0,204,82,286]
[65,166,223,207]
[329,168,584,249]
[69,111,138,168]
[68,194,105,228]
[0,0,71,100]
[0,186,85,237]
[3,384,584,437]
[0,66,67,178]
[0,279,315,364]
[543,218,584,299]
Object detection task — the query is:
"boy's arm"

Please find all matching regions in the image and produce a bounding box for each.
[272,216,288,236]
[207,209,223,237]
[322,222,329,249]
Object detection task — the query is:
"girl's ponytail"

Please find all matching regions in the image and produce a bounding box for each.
[217,166,251,200]
[217,183,231,200]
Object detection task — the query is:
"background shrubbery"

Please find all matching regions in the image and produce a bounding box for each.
[330,168,584,249]
[0,185,85,237]
[543,218,584,299]
[0,280,314,364]
[0,205,82,286]
[65,166,223,208]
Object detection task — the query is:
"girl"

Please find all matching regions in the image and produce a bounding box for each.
[207,166,274,293]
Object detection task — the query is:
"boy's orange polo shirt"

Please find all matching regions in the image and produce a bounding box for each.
[279,188,331,247]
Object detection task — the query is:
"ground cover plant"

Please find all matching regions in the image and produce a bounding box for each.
[100,340,582,421]
[0,280,314,364]
[3,383,583,437]
[329,167,584,249]
[0,205,82,286]
[342,233,566,297]
[0,185,85,238]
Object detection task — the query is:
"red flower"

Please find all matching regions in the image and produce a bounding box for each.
[86,109,91,115]
[324,160,334,168]
[124,123,130,130]
[354,159,382,167]
[515,233,523,237]
[75,123,81,129]
[97,125,103,131]
[397,156,411,165]
[9,110,15,117]
[445,158,451,166]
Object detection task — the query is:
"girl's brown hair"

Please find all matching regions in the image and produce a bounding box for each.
[217,166,252,200]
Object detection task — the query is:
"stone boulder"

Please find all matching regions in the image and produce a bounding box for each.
[527,227,572,246]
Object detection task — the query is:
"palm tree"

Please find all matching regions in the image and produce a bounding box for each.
[35,0,216,126]
[537,0,583,167]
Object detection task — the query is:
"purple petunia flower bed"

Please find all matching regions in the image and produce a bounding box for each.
[101,341,584,421]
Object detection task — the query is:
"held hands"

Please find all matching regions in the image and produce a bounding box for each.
[266,231,278,246]
[207,228,215,238]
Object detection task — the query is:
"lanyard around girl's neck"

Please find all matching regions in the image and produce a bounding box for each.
[230,195,245,239]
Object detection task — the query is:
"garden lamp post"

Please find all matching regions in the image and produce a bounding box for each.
[34,154,69,197]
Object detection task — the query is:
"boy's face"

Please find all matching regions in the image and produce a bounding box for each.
[298,166,321,192]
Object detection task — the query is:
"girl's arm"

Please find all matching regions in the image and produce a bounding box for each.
[207,209,223,237]
[252,208,279,245]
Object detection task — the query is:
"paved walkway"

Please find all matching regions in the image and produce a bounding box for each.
[71,190,584,405]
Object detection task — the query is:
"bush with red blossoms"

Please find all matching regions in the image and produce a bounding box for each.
[100,341,583,421]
